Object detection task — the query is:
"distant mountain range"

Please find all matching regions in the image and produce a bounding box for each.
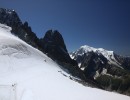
[70,45,130,72]
[0,8,130,96]
[70,45,130,95]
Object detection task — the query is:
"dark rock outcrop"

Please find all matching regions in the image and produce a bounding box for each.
[0,8,22,28]
[0,8,43,52]
[40,30,77,66]
[40,30,86,80]
[81,52,108,79]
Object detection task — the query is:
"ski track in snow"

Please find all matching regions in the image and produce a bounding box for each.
[0,23,130,100]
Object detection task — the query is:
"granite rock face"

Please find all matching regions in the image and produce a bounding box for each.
[40,30,86,80]
[0,8,42,51]
[41,30,77,66]
[0,8,22,27]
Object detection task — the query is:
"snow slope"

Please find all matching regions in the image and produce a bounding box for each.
[0,24,129,100]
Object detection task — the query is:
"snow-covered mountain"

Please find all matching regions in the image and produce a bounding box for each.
[70,45,130,71]
[70,45,121,67]
[70,45,130,95]
[0,24,130,100]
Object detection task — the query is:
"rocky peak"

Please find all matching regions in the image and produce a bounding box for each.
[43,30,68,52]
[41,30,77,66]
[0,8,22,27]
[0,8,41,51]
[40,30,86,79]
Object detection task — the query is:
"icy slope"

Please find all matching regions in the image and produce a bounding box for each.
[0,24,129,100]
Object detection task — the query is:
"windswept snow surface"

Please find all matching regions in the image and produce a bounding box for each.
[0,24,129,100]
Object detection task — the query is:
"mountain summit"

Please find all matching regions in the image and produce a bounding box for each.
[70,45,130,71]
[0,8,22,26]
[70,45,130,95]
[41,30,77,66]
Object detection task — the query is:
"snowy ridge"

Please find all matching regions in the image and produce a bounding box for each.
[72,45,114,59]
[0,24,129,100]
[70,45,121,67]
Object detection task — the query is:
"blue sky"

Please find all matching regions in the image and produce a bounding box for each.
[0,0,130,56]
